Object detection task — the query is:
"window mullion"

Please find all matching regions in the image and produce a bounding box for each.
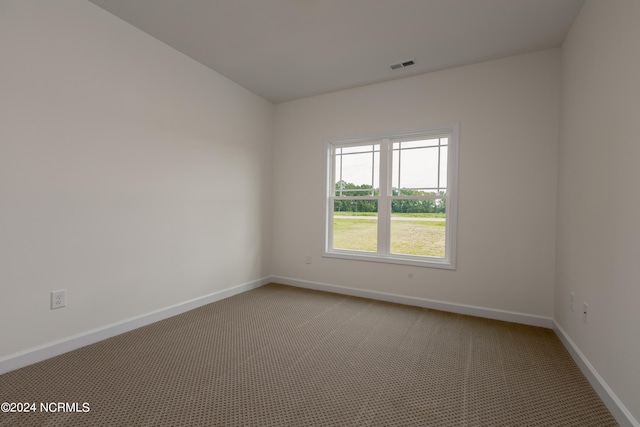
[437,139,441,193]
[377,139,391,255]
[338,148,343,197]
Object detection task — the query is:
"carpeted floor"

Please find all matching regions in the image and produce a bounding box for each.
[0,283,617,426]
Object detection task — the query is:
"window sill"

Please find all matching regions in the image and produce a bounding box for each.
[322,250,456,270]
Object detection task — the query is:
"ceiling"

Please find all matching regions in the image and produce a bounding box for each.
[89,0,584,103]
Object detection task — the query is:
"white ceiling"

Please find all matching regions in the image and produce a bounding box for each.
[89,0,584,103]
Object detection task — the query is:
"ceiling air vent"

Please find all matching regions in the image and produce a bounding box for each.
[390,59,416,71]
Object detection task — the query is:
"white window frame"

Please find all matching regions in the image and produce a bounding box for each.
[323,124,459,269]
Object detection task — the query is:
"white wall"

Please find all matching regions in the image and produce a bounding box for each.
[0,0,273,358]
[557,0,640,421]
[273,49,560,318]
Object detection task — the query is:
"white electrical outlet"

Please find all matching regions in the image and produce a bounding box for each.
[570,292,575,311]
[51,290,67,309]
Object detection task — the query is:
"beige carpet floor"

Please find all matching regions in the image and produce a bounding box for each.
[0,283,616,426]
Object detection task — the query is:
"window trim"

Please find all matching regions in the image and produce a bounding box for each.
[323,124,459,270]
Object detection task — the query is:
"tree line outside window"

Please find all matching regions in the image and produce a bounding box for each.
[333,181,446,214]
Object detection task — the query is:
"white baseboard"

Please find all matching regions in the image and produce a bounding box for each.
[0,277,270,375]
[553,321,639,427]
[271,276,554,328]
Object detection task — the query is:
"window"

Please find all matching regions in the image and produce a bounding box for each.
[324,125,458,269]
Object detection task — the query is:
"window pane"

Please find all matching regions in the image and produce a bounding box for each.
[393,146,439,190]
[439,146,448,189]
[333,155,342,195]
[392,149,400,194]
[390,201,446,258]
[333,200,378,252]
[392,137,450,194]
[335,144,379,196]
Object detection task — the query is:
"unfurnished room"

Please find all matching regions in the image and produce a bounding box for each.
[1,0,639,426]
